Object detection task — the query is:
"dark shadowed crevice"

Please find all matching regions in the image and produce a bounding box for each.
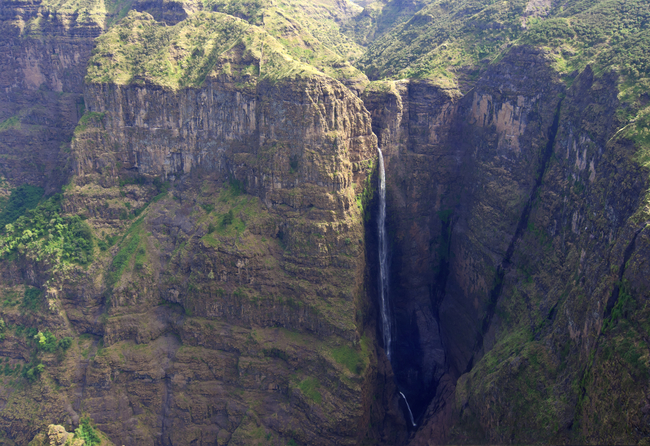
[605,223,648,317]
[465,97,564,373]
[572,222,648,430]
[432,210,455,320]
[388,210,456,428]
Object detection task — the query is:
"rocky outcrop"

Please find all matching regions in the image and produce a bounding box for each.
[0,0,103,193]
[0,22,380,443]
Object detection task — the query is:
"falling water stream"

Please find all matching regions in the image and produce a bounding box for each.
[377,147,391,361]
[377,147,417,427]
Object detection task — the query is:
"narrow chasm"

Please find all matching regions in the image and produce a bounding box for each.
[366,84,567,440]
[368,155,454,430]
[388,210,454,428]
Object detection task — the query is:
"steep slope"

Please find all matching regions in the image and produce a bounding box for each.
[354,0,650,443]
[129,0,369,87]
[0,0,649,444]
[0,6,380,446]
[0,0,106,195]
[355,0,650,92]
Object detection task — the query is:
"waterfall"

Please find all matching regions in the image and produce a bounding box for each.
[400,392,417,427]
[377,147,391,361]
[378,147,417,428]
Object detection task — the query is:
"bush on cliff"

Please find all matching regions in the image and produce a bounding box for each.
[0,194,94,267]
[74,417,101,446]
[0,184,44,228]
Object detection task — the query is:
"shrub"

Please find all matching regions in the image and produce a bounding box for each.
[0,184,44,228]
[75,417,101,446]
[22,287,43,311]
[58,337,72,350]
[0,195,94,266]
[222,210,234,226]
[22,362,44,381]
[34,330,58,352]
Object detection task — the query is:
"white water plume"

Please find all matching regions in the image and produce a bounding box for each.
[400,392,417,427]
[377,147,391,361]
[378,148,417,428]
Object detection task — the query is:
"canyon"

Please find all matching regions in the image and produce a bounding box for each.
[0,0,648,445]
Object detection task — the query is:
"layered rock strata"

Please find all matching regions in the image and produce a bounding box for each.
[0,0,104,192]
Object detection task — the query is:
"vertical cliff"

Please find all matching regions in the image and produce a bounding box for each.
[361,78,460,429]
[0,0,649,444]
[0,7,383,445]
[362,41,650,445]
[0,0,105,193]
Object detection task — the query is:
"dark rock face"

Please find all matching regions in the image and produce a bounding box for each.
[1,0,649,443]
[362,45,650,446]
[360,45,564,428]
[0,70,377,445]
[441,46,565,377]
[132,0,202,25]
[362,78,461,425]
[0,0,102,192]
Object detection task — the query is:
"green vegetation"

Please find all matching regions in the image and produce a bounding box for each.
[86,10,321,88]
[34,330,58,352]
[22,362,45,381]
[105,0,133,26]
[0,185,45,228]
[75,111,106,133]
[22,287,44,311]
[21,0,107,34]
[356,159,376,223]
[222,209,234,227]
[200,181,265,248]
[358,0,527,84]
[331,345,362,374]
[107,218,144,286]
[203,0,365,79]
[357,0,650,93]
[201,0,269,24]
[74,417,101,446]
[298,377,322,403]
[0,195,93,267]
[603,280,635,332]
[0,116,20,132]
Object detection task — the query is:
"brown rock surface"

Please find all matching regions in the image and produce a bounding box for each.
[0,0,104,192]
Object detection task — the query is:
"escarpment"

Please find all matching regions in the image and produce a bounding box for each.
[0,7,380,446]
[0,0,105,194]
[362,45,650,445]
[65,54,377,446]
[1,0,650,445]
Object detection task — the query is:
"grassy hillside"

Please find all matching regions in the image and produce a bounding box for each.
[356,0,650,96]
[201,0,367,80]
[86,10,321,87]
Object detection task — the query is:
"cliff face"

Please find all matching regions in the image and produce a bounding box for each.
[363,44,650,445]
[1,0,650,444]
[0,0,104,193]
[361,78,460,427]
[57,76,375,446]
[0,6,382,445]
[447,65,650,445]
